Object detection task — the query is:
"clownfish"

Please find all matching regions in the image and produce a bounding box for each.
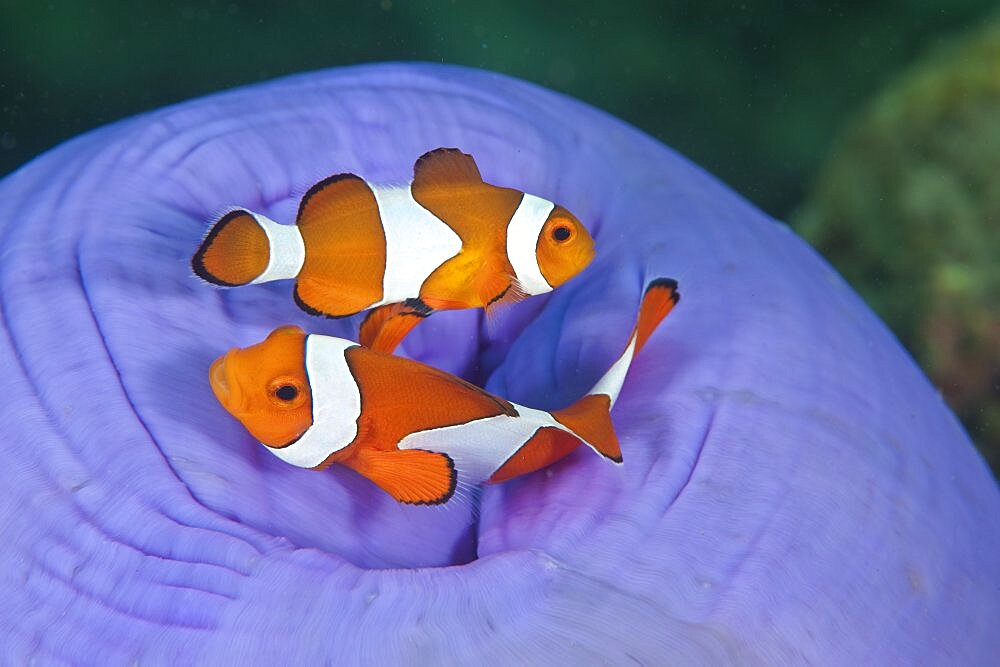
[208,278,679,505]
[192,148,596,354]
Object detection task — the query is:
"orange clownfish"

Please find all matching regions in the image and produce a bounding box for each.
[192,148,596,354]
[208,278,679,505]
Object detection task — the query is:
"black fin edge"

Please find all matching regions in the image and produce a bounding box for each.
[191,209,254,287]
[412,147,481,181]
[358,299,434,332]
[646,277,680,304]
[487,284,511,306]
[292,285,358,320]
[402,451,457,506]
[295,172,366,223]
[402,297,434,317]
[414,147,464,166]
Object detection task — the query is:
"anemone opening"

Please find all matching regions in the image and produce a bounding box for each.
[167,195,582,571]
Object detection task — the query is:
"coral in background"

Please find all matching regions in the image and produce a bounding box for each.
[796,19,1000,474]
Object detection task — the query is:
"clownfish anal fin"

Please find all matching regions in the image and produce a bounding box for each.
[345,447,457,505]
[412,148,483,189]
[359,302,433,354]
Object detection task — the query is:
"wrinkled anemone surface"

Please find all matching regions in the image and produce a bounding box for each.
[1,64,997,663]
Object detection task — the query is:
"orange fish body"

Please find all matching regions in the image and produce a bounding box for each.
[193,148,596,354]
[209,279,679,505]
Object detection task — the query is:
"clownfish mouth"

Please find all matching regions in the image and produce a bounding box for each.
[209,351,237,411]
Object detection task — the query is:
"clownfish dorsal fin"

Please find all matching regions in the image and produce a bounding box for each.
[358,301,433,354]
[412,148,483,190]
[343,447,457,505]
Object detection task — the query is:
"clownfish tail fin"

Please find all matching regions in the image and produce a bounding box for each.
[192,209,304,287]
[551,277,680,463]
[631,277,680,357]
[586,277,679,408]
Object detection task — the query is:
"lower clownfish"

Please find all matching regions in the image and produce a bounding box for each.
[192,147,596,354]
[209,278,679,505]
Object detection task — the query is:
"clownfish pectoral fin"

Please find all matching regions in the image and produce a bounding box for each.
[418,255,522,314]
[480,277,527,338]
[358,301,433,354]
[417,253,483,312]
[192,209,271,286]
[343,447,457,505]
[483,276,527,318]
[412,148,483,189]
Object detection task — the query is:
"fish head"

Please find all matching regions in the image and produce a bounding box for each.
[209,325,314,447]
[534,205,596,290]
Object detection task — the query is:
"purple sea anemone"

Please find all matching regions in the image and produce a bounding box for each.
[1,63,997,663]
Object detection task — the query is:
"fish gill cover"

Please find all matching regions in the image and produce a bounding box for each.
[0,63,997,663]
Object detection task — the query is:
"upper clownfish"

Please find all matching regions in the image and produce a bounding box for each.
[208,278,679,505]
[192,148,596,354]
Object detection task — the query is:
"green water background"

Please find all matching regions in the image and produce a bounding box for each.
[1,1,996,474]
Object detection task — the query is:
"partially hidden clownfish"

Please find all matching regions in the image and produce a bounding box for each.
[192,148,596,354]
[208,278,679,505]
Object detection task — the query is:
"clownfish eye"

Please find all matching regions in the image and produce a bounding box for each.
[552,225,572,242]
[274,384,299,401]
